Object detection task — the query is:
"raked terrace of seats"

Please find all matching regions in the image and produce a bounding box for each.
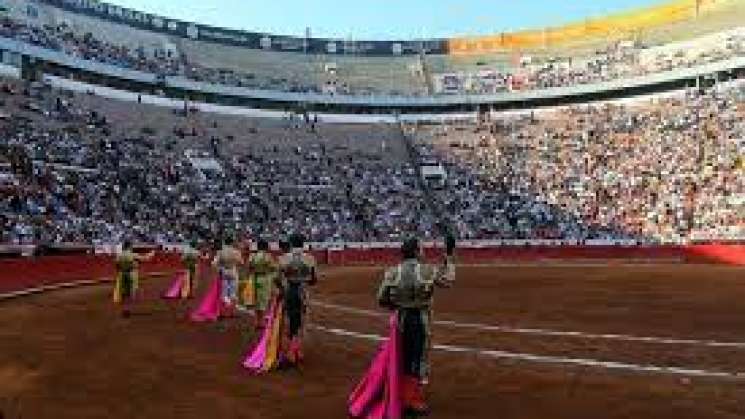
[1,0,744,97]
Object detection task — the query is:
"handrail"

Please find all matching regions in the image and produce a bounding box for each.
[1,36,743,107]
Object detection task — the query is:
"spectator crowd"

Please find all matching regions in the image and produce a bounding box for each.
[0,77,437,245]
[436,31,745,95]
[412,84,744,242]
[0,14,743,97]
[1,75,742,246]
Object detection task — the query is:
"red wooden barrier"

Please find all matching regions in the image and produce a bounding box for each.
[1,246,742,296]
[0,252,182,295]
[325,245,745,266]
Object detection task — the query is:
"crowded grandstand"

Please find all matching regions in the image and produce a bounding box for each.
[0,0,742,246]
[0,0,740,102]
[1,75,742,245]
[0,2,744,419]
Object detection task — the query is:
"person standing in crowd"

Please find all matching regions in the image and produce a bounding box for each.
[276,233,318,367]
[245,239,278,331]
[444,232,457,282]
[278,238,291,255]
[112,240,154,318]
[212,234,244,315]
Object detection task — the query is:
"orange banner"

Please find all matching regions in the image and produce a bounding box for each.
[447,0,722,54]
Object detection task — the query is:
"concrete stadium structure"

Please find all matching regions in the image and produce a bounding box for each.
[0,0,742,114]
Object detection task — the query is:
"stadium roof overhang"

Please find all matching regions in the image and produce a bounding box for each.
[34,0,725,57]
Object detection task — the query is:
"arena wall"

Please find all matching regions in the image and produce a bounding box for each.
[326,245,745,266]
[1,245,743,296]
[0,251,182,295]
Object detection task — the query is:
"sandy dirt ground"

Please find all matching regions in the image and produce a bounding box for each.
[1,264,745,419]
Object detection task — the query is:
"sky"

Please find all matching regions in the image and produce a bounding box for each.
[106,0,667,40]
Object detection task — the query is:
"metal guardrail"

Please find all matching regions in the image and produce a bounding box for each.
[0,37,156,83]
[1,35,743,107]
[167,56,745,106]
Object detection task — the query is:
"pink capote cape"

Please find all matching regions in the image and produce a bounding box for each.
[189,275,222,322]
[348,313,403,419]
[163,271,187,299]
[242,296,282,372]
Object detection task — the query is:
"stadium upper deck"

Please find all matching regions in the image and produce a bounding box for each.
[0,0,742,105]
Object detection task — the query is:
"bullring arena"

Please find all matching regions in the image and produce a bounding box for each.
[0,0,744,417]
[1,246,744,419]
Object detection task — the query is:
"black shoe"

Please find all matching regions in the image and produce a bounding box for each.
[404,407,430,417]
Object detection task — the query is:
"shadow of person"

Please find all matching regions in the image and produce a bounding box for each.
[0,396,22,419]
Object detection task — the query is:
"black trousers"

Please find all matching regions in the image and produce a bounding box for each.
[285,283,303,338]
[400,308,426,378]
[188,267,196,290]
[120,271,133,300]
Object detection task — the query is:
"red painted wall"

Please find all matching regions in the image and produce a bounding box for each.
[1,246,742,296]
[0,252,182,294]
[324,245,745,266]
